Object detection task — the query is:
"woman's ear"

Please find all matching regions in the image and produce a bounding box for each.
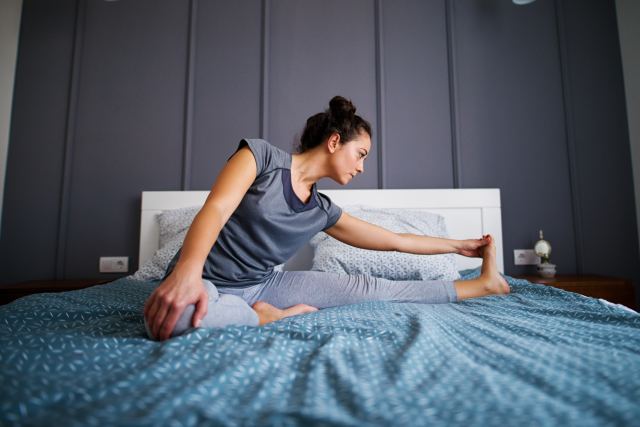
[327,132,341,153]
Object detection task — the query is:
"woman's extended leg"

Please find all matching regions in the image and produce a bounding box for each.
[247,237,509,312]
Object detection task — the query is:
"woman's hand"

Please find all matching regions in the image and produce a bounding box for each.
[143,269,209,341]
[457,234,492,258]
[141,144,260,342]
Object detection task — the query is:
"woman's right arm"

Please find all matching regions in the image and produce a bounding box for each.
[144,146,258,341]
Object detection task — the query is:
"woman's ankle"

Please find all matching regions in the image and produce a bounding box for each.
[454,277,492,301]
[252,301,282,325]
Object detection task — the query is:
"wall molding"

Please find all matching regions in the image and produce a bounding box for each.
[56,0,85,279]
[374,0,385,189]
[554,0,583,274]
[445,0,461,189]
[260,0,270,140]
[181,0,197,190]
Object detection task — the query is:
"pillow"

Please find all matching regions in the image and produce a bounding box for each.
[132,205,287,281]
[309,206,461,281]
[158,205,201,249]
[132,206,200,281]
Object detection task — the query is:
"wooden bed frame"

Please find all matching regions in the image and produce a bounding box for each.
[138,188,505,273]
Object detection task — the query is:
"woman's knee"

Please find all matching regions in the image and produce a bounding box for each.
[163,279,220,339]
[169,280,258,338]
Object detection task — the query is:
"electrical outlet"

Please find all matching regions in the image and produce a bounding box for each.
[99,256,129,273]
[513,249,540,265]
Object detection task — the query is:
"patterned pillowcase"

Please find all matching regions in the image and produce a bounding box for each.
[132,206,200,281]
[132,204,289,281]
[158,205,201,248]
[309,206,461,281]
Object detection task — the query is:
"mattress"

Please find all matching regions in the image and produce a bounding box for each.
[1,269,639,426]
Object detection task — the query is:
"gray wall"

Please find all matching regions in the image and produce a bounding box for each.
[616,0,640,257]
[2,0,638,305]
[0,0,22,240]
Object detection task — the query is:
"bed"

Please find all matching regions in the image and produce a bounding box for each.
[1,188,639,426]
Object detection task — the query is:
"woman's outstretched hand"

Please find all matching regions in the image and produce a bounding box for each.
[457,234,492,258]
[143,269,209,341]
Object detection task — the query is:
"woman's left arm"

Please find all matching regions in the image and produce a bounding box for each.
[325,212,489,257]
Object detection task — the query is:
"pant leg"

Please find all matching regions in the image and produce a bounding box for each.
[243,271,458,309]
[144,278,259,340]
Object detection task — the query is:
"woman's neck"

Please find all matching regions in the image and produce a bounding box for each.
[290,150,326,191]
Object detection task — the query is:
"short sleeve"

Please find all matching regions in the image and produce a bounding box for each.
[317,192,343,231]
[227,138,274,177]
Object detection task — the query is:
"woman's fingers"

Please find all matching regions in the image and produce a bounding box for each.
[144,291,164,337]
[144,296,159,335]
[148,291,175,341]
[151,301,169,341]
[192,291,209,328]
[158,305,183,341]
[144,278,207,340]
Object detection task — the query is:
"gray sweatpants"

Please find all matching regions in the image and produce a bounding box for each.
[144,271,457,339]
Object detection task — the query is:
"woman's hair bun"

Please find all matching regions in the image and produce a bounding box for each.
[328,95,356,120]
[296,95,372,153]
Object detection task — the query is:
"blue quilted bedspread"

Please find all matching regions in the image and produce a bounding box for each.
[1,269,639,427]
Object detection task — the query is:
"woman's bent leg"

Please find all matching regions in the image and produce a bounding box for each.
[144,279,259,339]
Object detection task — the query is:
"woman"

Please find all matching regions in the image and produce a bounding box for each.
[143,96,509,341]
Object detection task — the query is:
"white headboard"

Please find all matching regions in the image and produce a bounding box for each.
[139,188,504,274]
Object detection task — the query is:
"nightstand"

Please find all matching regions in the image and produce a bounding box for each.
[0,279,113,306]
[517,275,637,310]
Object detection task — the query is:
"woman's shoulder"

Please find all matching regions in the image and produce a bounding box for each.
[315,190,343,230]
[234,138,289,176]
[241,138,286,154]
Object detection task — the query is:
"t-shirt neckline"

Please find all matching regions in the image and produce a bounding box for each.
[283,153,318,212]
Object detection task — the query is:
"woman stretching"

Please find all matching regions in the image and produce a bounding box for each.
[143,96,510,341]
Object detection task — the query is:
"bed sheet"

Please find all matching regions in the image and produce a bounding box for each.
[1,269,639,426]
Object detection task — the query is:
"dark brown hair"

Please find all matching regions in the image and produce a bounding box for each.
[296,96,372,153]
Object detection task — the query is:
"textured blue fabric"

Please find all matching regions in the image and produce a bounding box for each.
[1,269,639,426]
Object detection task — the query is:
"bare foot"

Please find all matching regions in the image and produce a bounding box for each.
[252,301,318,326]
[454,236,510,301]
[478,236,510,295]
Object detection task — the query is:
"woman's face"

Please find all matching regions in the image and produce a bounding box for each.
[329,131,372,185]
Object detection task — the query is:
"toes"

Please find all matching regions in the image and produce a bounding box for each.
[297,304,318,313]
[290,304,318,315]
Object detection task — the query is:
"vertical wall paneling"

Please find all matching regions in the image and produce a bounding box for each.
[56,0,84,279]
[374,0,385,189]
[554,0,583,274]
[181,0,197,191]
[65,0,189,278]
[559,0,639,300]
[453,0,576,276]
[382,0,453,189]
[445,0,461,189]
[260,0,270,140]
[190,0,262,190]
[0,0,78,284]
[268,0,378,190]
[3,0,638,288]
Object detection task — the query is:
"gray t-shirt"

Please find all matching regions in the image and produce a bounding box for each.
[164,139,343,287]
